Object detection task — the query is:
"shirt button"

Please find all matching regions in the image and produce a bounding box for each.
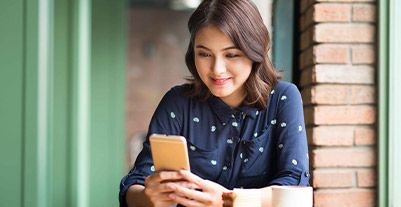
[305,171,310,177]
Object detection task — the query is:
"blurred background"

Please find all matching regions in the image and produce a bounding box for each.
[1,0,400,207]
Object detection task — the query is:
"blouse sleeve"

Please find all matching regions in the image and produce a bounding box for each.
[268,83,310,186]
[119,87,183,207]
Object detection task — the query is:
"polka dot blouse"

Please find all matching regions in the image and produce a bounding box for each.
[119,81,310,207]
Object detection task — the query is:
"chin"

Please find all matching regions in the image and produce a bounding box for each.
[209,89,231,98]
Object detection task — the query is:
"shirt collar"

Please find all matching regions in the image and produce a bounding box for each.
[207,96,258,124]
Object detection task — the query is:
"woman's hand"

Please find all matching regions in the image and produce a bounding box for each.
[169,170,229,207]
[143,171,199,207]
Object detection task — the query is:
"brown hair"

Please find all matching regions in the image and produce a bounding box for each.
[185,0,279,110]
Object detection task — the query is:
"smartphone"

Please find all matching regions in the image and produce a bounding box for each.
[149,134,190,171]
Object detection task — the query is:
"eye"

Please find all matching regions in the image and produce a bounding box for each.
[226,53,240,58]
[198,52,211,57]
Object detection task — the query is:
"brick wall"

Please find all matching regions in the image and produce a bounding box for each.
[298,0,377,206]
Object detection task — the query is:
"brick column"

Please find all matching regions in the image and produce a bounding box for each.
[298,0,377,206]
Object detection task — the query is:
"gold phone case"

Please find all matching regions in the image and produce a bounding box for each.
[149,134,190,171]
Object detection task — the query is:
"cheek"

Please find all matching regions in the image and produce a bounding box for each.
[195,59,210,76]
[230,62,252,79]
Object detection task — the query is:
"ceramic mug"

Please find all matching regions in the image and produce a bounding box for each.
[271,186,313,207]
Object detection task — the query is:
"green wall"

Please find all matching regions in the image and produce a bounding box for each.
[379,0,401,206]
[0,1,24,206]
[0,0,126,206]
[272,0,294,82]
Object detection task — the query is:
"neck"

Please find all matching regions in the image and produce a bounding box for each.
[221,93,246,108]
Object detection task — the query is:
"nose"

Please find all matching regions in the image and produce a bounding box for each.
[211,56,226,74]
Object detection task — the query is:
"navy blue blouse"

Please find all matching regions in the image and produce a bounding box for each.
[119,81,309,206]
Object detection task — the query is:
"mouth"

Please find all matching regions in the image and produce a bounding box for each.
[210,77,231,86]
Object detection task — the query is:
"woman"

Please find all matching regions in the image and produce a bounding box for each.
[119,0,309,206]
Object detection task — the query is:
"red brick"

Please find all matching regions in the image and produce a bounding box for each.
[313,105,376,125]
[300,26,314,50]
[304,107,314,127]
[315,24,375,43]
[355,126,376,145]
[300,67,313,87]
[312,148,376,167]
[302,84,375,105]
[300,47,314,69]
[353,4,376,22]
[314,3,351,22]
[357,169,376,187]
[299,6,314,32]
[314,44,349,64]
[313,169,354,188]
[301,87,313,106]
[314,189,375,207]
[312,65,374,85]
[352,45,375,64]
[310,126,354,146]
[301,0,314,14]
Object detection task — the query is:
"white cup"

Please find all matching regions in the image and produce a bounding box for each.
[271,186,313,207]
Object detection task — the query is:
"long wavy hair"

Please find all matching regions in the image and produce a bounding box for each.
[185,0,279,110]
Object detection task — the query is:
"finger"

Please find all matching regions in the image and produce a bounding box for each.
[144,182,178,200]
[147,171,183,185]
[154,182,179,193]
[173,184,211,204]
[174,181,200,189]
[179,170,205,187]
[170,193,203,207]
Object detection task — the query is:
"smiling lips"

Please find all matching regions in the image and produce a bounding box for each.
[210,77,231,86]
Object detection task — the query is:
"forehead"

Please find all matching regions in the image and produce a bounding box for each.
[194,25,235,48]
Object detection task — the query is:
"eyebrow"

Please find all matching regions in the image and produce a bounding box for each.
[195,45,238,51]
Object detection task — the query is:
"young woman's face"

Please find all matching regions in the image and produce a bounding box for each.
[194,25,253,108]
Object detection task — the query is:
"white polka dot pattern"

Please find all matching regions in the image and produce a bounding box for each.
[292,159,298,165]
[211,125,216,132]
[193,117,200,122]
